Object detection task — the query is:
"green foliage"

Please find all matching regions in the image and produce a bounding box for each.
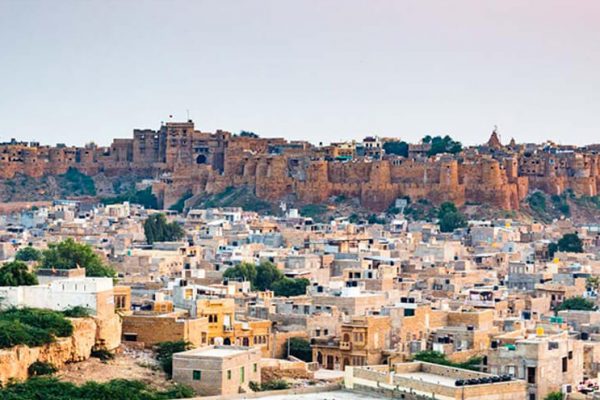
[91,348,115,361]
[0,308,73,348]
[61,306,92,318]
[300,204,328,221]
[101,187,159,209]
[272,277,309,297]
[383,141,409,157]
[197,186,272,213]
[528,191,547,213]
[60,167,96,196]
[0,377,194,400]
[367,214,386,224]
[557,233,584,253]
[40,238,116,278]
[249,379,290,392]
[426,135,462,156]
[556,296,596,311]
[413,350,481,371]
[28,361,57,377]
[14,246,42,262]
[287,337,312,362]
[169,191,193,213]
[254,262,283,291]
[155,340,192,378]
[0,261,38,286]
[551,194,570,216]
[143,214,185,244]
[437,202,467,233]
[223,262,258,284]
[239,130,259,138]
[544,391,564,400]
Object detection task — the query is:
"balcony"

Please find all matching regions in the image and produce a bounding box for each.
[340,341,352,351]
[223,325,234,332]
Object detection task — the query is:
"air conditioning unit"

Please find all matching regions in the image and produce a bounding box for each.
[562,384,572,394]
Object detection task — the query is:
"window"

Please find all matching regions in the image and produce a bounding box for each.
[562,357,568,372]
[240,366,245,383]
[568,351,573,360]
[193,370,201,380]
[227,370,232,380]
[253,363,257,373]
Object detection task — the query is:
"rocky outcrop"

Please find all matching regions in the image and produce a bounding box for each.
[0,318,96,384]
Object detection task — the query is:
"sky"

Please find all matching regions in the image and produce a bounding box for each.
[0,0,599,147]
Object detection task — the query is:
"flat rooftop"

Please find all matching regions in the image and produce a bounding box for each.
[396,371,457,387]
[175,345,252,358]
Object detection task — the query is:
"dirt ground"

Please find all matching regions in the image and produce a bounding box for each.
[57,345,173,390]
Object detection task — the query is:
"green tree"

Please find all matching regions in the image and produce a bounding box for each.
[28,361,58,377]
[528,192,547,213]
[544,391,563,400]
[0,261,38,286]
[437,202,467,233]
[272,278,309,297]
[102,187,159,209]
[254,262,283,291]
[556,296,596,311]
[287,337,312,362]
[426,135,462,156]
[15,246,42,262]
[40,238,115,278]
[143,214,185,244]
[223,263,258,284]
[557,233,583,253]
[383,141,409,157]
[413,350,481,371]
[169,191,193,213]
[239,130,259,138]
[155,341,192,378]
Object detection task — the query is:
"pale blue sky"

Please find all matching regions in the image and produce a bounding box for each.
[0,0,599,146]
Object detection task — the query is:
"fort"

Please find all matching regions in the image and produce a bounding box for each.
[1,121,599,211]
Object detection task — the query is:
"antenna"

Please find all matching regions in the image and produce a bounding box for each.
[186,109,190,122]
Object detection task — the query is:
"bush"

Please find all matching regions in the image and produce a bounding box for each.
[556,296,596,311]
[28,361,57,377]
[272,278,309,297]
[528,192,547,213]
[60,167,96,196]
[101,187,159,209]
[61,306,92,318]
[287,337,312,362]
[91,348,115,362]
[413,350,481,371]
[169,191,193,213]
[15,246,42,262]
[155,341,192,378]
[0,377,194,399]
[0,308,73,349]
[0,261,38,286]
[249,379,290,392]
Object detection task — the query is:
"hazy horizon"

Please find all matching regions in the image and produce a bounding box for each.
[1,0,599,147]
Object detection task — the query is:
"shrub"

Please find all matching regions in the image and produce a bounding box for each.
[0,261,38,286]
[61,306,92,318]
[15,246,42,262]
[249,379,290,392]
[0,376,194,399]
[155,341,192,377]
[91,348,115,362]
[0,308,73,349]
[28,361,58,376]
[556,296,596,311]
[144,214,185,244]
[287,337,312,362]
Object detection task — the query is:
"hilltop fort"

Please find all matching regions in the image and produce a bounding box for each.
[1,121,599,211]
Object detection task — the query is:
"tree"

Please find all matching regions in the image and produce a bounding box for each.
[40,238,116,278]
[413,350,481,371]
[287,337,312,362]
[437,202,467,233]
[155,340,192,378]
[254,262,283,291]
[15,246,42,262]
[0,261,38,286]
[425,135,462,156]
[102,187,159,209]
[144,214,185,244]
[223,263,258,284]
[544,391,563,400]
[557,233,583,253]
[272,278,309,297]
[239,130,259,138]
[556,296,596,311]
[383,141,409,157]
